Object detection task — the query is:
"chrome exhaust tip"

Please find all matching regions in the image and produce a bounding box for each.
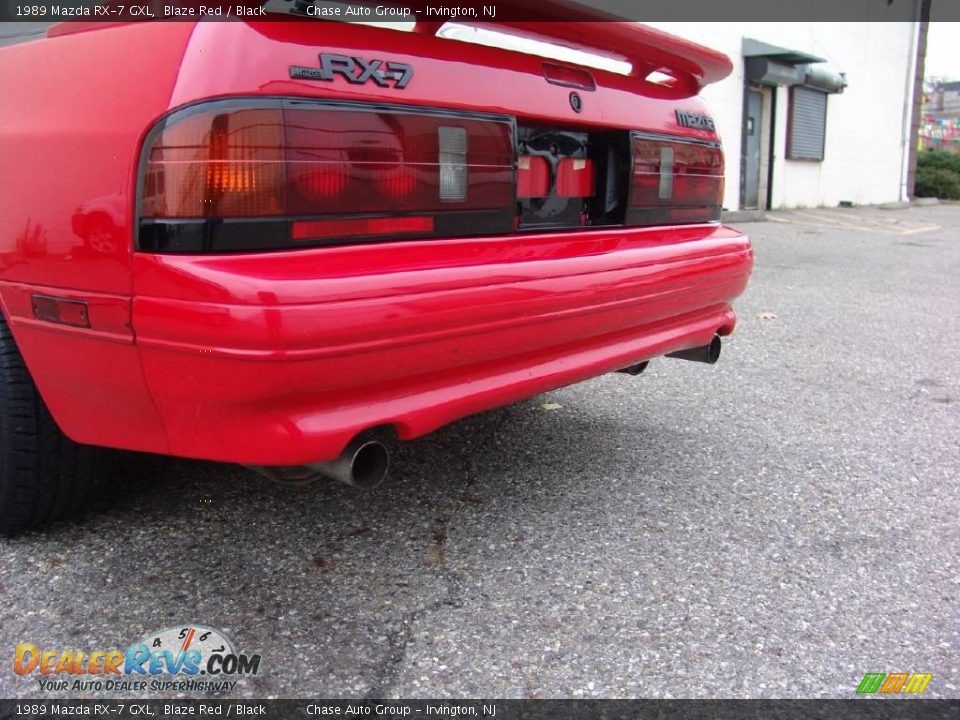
[308,437,390,490]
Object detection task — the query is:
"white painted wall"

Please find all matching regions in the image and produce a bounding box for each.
[646,22,919,210]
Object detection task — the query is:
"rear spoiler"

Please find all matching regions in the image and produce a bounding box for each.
[49,0,733,92]
[410,0,734,91]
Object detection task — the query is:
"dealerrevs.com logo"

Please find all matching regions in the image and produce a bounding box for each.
[13,625,261,693]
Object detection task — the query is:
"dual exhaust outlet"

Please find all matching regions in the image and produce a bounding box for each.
[259,336,722,489]
[618,334,722,374]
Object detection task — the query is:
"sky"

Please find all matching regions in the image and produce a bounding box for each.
[925,22,960,81]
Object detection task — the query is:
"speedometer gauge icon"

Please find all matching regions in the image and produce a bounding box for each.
[139,625,236,666]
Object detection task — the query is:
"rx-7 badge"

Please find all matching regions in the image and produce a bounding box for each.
[290,53,413,89]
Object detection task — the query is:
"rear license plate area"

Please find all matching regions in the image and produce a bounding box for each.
[516,126,630,231]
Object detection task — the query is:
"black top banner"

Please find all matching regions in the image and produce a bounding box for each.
[0,0,958,23]
[3,700,960,720]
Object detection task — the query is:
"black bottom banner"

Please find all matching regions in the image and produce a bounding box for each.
[1,700,960,720]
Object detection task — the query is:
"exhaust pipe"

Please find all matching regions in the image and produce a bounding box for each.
[307,436,390,490]
[616,361,649,376]
[666,335,722,365]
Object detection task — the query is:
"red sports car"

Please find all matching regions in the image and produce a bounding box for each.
[0,11,752,533]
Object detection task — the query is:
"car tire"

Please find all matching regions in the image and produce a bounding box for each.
[0,314,106,535]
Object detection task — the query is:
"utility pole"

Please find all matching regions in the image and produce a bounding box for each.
[906,0,932,198]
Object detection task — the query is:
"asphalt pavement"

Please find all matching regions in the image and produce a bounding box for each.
[1,204,958,699]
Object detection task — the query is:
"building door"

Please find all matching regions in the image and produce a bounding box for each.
[742,89,763,209]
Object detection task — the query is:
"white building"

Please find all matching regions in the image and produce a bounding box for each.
[648,22,921,211]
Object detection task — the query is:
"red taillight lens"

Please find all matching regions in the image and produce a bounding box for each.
[627,135,723,225]
[284,110,514,213]
[139,101,515,252]
[517,155,550,199]
[293,165,350,201]
[142,108,286,219]
[556,158,595,198]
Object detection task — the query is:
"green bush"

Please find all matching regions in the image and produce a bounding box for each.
[914,166,960,199]
[916,150,960,199]
[918,149,960,175]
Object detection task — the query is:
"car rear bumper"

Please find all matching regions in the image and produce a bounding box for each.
[127,224,751,465]
[2,224,751,465]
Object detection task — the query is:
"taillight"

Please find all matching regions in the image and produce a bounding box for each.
[556,158,595,198]
[138,100,515,252]
[627,134,723,226]
[516,155,550,199]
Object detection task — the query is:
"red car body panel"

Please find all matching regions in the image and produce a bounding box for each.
[0,19,752,465]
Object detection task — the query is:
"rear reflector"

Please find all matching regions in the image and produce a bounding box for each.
[292,216,434,242]
[31,295,90,328]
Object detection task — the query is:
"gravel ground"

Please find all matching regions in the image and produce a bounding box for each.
[1,205,958,700]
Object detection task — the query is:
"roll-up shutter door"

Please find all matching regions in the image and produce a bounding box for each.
[787,86,828,161]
